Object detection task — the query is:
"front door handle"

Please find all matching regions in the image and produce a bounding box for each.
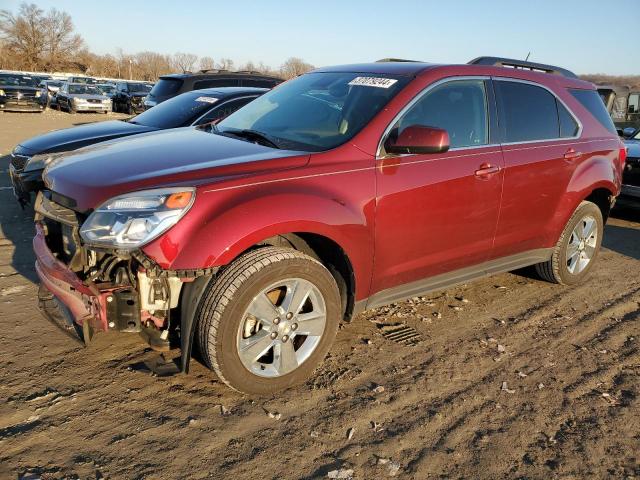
[475,163,501,177]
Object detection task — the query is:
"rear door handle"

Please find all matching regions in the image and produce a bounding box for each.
[475,163,501,177]
[564,148,582,161]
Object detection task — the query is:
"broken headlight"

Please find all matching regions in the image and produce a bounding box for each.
[79,187,195,249]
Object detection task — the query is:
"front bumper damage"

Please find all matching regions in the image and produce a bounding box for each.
[33,192,215,373]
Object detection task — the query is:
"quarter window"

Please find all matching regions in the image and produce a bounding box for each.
[496,81,559,143]
[392,79,489,149]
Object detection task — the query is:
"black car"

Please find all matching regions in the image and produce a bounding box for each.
[620,128,640,207]
[112,81,154,114]
[9,87,267,205]
[143,70,282,109]
[0,73,47,112]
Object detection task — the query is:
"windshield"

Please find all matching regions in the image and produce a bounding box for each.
[149,78,183,97]
[634,129,640,140]
[72,77,97,84]
[0,74,39,87]
[130,91,221,128]
[97,84,115,94]
[46,81,63,88]
[128,83,152,93]
[69,85,103,95]
[217,72,409,151]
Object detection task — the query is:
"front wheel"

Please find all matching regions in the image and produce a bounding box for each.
[196,247,341,394]
[535,201,603,285]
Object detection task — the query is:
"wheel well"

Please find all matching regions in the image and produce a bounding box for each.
[585,188,613,222]
[251,233,356,321]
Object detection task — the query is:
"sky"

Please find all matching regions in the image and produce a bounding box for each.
[3,0,638,75]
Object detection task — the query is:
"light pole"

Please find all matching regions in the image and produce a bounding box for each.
[129,59,132,80]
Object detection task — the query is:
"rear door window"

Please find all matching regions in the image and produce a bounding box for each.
[495,81,559,143]
[570,89,617,135]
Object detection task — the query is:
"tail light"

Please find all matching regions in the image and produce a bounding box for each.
[619,145,627,170]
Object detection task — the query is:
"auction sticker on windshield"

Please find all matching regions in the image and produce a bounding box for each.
[348,77,398,88]
[195,96,218,103]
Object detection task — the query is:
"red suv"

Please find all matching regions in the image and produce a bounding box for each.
[34,57,625,394]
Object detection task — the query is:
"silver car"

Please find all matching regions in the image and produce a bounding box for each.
[56,83,112,113]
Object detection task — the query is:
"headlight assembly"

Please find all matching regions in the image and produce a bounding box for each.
[35,90,42,98]
[24,153,55,172]
[80,188,195,249]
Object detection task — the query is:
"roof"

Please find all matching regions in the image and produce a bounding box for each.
[314,62,438,76]
[313,60,593,89]
[181,86,269,96]
[160,71,282,80]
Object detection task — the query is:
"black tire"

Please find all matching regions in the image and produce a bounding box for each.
[535,201,603,285]
[127,103,134,115]
[196,247,341,394]
[68,102,76,114]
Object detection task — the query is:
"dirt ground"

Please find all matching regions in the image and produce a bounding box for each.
[0,111,638,480]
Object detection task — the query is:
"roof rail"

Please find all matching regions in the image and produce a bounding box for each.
[235,70,263,75]
[198,69,229,74]
[468,56,578,79]
[375,58,421,63]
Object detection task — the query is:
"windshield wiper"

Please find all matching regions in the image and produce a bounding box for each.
[225,129,280,149]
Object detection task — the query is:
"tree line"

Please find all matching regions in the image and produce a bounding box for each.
[0,3,314,80]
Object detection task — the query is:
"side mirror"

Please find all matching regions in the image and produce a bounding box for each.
[385,125,450,155]
[622,127,636,138]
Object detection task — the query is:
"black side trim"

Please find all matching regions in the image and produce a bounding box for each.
[364,249,553,310]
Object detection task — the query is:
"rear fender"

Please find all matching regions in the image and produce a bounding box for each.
[547,150,619,244]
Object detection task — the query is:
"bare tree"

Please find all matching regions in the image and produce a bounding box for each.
[279,57,314,79]
[199,56,215,71]
[41,8,83,70]
[216,57,234,71]
[0,3,47,70]
[172,52,198,73]
[136,51,171,80]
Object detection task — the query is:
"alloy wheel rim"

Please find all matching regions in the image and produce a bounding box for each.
[566,214,598,275]
[236,278,327,378]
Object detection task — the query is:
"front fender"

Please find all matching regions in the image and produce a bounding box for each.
[142,167,376,299]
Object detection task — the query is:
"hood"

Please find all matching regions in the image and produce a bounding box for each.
[69,93,108,100]
[624,139,640,158]
[44,127,309,211]
[1,85,40,93]
[18,120,156,156]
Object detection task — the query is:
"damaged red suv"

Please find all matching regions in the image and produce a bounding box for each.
[34,57,625,394]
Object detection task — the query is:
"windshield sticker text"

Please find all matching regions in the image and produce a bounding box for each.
[348,77,398,89]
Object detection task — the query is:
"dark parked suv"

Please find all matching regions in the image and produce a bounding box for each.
[33,57,625,394]
[143,70,282,109]
[10,87,266,205]
[112,81,153,114]
[620,127,640,206]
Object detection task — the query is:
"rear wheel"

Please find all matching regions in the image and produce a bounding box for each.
[535,201,603,285]
[196,247,341,394]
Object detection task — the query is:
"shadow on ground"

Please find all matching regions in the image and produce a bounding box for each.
[0,154,37,283]
[605,206,640,261]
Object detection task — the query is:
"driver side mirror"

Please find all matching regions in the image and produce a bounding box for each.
[622,127,636,138]
[385,125,450,155]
